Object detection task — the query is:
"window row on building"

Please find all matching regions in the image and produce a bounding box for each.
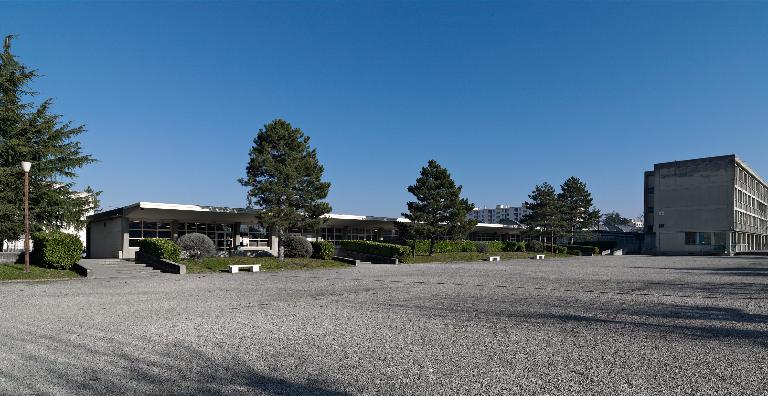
[128,221,267,249]
[736,165,768,202]
[734,187,768,218]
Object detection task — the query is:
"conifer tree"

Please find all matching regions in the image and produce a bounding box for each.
[239,119,331,259]
[558,176,600,245]
[521,182,563,251]
[0,35,98,250]
[400,160,476,256]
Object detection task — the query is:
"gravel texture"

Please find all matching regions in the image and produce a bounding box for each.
[1,255,767,395]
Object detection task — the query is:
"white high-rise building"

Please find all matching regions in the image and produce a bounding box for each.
[468,204,530,224]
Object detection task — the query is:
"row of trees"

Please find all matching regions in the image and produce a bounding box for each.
[522,178,600,248]
[238,121,477,258]
[0,34,603,260]
[238,118,606,257]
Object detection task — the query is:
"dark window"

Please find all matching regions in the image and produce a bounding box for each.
[685,232,697,245]
[658,224,665,228]
[647,187,654,194]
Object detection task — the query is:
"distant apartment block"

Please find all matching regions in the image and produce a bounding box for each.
[644,154,768,255]
[468,204,530,224]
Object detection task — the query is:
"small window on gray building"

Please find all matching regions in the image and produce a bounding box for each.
[685,232,697,245]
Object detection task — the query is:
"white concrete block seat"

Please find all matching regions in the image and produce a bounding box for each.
[229,264,260,273]
[489,256,501,262]
[535,254,545,260]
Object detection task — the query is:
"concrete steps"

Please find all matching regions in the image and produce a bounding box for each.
[78,259,168,279]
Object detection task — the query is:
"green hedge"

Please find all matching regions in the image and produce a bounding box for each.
[339,240,412,263]
[580,240,617,252]
[502,241,526,252]
[562,244,600,255]
[475,241,504,253]
[311,240,335,260]
[31,231,83,270]
[409,240,478,254]
[138,238,181,262]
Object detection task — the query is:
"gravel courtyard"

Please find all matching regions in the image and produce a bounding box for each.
[1,256,766,395]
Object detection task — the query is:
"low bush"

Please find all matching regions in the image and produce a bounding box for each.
[544,244,568,254]
[282,235,313,258]
[528,240,544,252]
[339,240,412,263]
[580,240,617,252]
[138,238,181,262]
[311,240,335,260]
[410,240,477,254]
[516,241,527,252]
[177,233,216,260]
[31,231,83,270]
[476,240,503,253]
[563,245,600,255]
[568,249,582,256]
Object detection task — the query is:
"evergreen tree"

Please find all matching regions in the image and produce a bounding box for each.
[521,182,563,252]
[558,176,600,245]
[239,119,331,259]
[400,160,476,256]
[602,211,633,227]
[0,35,98,250]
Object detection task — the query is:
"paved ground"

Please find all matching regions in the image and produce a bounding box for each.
[1,256,767,395]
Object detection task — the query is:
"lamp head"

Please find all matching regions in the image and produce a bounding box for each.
[21,161,31,173]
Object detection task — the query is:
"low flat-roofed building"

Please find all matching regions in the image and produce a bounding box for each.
[86,202,524,259]
[644,154,768,255]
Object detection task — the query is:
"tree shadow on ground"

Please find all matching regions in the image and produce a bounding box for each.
[0,326,351,396]
[629,265,768,277]
[545,311,768,348]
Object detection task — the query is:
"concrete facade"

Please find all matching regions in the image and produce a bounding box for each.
[644,154,768,255]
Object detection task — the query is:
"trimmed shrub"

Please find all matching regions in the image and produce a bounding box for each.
[338,240,412,263]
[282,235,313,258]
[568,249,582,256]
[177,233,216,260]
[487,241,504,253]
[410,240,477,254]
[138,238,181,262]
[502,241,525,252]
[543,244,568,254]
[528,240,544,252]
[311,240,335,260]
[563,245,600,255]
[31,231,83,270]
[477,241,504,253]
[581,240,617,252]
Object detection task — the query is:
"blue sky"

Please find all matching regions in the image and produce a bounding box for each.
[3,1,768,218]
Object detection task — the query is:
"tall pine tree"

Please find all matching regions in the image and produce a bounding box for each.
[239,119,331,259]
[521,182,563,251]
[0,35,98,250]
[558,176,600,245]
[400,160,476,256]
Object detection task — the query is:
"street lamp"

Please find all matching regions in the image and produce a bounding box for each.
[21,161,31,273]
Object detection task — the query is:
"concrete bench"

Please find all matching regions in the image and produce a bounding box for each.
[489,256,501,262]
[534,254,545,260]
[229,264,260,273]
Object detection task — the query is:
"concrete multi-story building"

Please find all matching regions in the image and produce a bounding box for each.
[644,154,768,255]
[468,204,530,224]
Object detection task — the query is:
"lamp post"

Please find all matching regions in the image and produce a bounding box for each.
[21,161,31,273]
